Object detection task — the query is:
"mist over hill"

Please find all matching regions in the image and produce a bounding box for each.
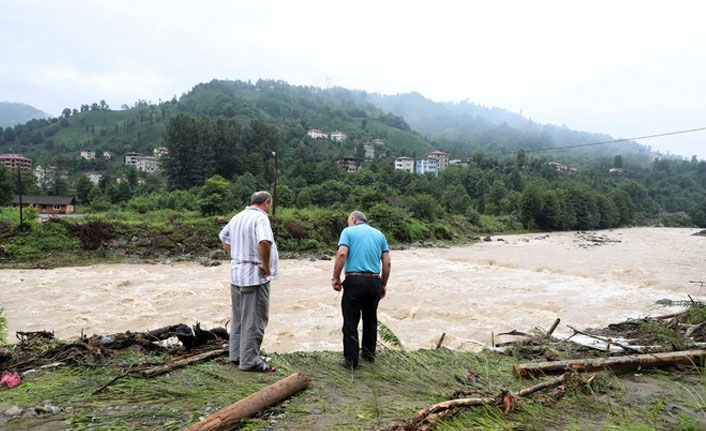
[364,91,649,163]
[0,102,49,128]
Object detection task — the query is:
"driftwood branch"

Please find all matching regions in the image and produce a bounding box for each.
[514,349,706,378]
[186,372,310,431]
[435,333,446,349]
[547,318,561,336]
[497,329,530,337]
[141,348,227,378]
[374,373,576,431]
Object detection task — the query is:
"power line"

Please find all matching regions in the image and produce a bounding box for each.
[481,126,706,156]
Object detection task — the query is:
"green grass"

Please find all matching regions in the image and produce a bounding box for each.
[2,346,703,431]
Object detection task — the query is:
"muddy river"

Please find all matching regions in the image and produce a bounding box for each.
[1,228,704,352]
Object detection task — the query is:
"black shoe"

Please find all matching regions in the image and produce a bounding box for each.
[361,353,375,363]
[339,357,357,370]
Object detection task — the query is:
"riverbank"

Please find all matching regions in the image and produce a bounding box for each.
[1,326,704,431]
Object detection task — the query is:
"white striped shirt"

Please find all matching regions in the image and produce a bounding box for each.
[218,206,279,287]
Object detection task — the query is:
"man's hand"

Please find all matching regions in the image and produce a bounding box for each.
[258,263,271,278]
[380,284,387,299]
[332,278,342,292]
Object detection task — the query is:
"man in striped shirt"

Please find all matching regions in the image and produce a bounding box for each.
[219,191,279,372]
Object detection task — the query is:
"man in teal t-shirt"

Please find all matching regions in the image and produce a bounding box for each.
[331,211,391,369]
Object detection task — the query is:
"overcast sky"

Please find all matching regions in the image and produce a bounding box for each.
[2,0,705,159]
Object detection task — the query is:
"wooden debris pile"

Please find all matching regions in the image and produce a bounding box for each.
[0,322,229,375]
[376,299,706,431]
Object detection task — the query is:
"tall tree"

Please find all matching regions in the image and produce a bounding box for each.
[0,165,13,206]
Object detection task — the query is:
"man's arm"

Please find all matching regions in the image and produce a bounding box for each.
[257,240,272,277]
[218,221,231,256]
[331,245,348,291]
[380,252,391,299]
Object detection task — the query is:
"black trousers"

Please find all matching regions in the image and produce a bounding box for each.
[341,275,382,365]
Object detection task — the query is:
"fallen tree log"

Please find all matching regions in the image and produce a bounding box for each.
[141,348,227,378]
[375,373,575,431]
[514,349,706,378]
[186,372,310,431]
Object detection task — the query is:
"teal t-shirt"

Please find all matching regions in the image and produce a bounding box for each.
[337,222,389,273]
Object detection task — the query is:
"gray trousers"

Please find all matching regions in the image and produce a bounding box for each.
[230,282,270,369]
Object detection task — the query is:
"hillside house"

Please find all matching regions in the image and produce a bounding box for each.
[416,157,440,176]
[33,165,68,188]
[548,162,576,173]
[394,156,414,173]
[87,172,102,184]
[153,147,169,157]
[103,151,114,159]
[0,153,32,172]
[330,131,347,142]
[372,138,385,145]
[337,157,361,173]
[449,158,470,168]
[364,144,375,160]
[137,156,159,173]
[12,195,75,215]
[307,129,328,139]
[426,151,449,171]
[80,149,96,160]
[125,152,143,167]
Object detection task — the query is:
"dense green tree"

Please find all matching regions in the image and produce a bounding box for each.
[519,183,544,229]
[441,183,472,214]
[199,175,232,216]
[0,165,13,206]
[231,172,261,207]
[75,175,93,205]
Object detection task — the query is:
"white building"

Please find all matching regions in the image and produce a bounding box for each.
[80,149,96,160]
[87,171,103,184]
[137,156,159,173]
[307,129,328,139]
[372,138,385,145]
[125,152,143,167]
[153,146,169,158]
[34,165,67,188]
[416,158,439,176]
[394,156,414,173]
[103,151,114,159]
[330,130,347,142]
[426,151,449,171]
[548,162,576,173]
[363,144,375,160]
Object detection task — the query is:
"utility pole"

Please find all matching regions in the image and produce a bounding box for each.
[17,164,23,229]
[272,144,278,217]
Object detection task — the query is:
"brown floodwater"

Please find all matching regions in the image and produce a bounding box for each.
[1,227,704,352]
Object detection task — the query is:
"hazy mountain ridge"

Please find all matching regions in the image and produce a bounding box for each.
[0,102,49,128]
[364,91,648,162]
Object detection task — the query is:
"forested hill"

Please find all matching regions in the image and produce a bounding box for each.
[0,80,433,166]
[0,102,49,128]
[365,91,649,163]
[0,79,653,170]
